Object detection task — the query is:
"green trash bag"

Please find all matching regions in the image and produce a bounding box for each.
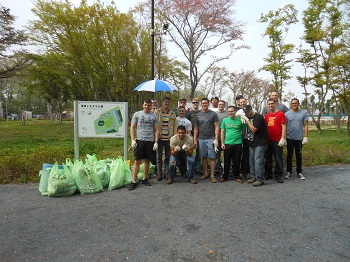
[73,160,103,195]
[123,163,132,187]
[137,163,155,181]
[94,160,110,188]
[38,169,50,196]
[109,157,128,190]
[47,163,77,197]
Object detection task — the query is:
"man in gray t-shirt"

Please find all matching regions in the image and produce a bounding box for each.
[285,98,308,180]
[129,99,159,190]
[194,98,219,183]
[261,90,289,117]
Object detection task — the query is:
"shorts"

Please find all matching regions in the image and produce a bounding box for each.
[198,139,216,159]
[134,140,156,164]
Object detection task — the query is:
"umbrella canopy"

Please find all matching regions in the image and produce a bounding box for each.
[134,79,178,93]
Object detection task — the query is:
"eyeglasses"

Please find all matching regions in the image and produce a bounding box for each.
[192,102,198,104]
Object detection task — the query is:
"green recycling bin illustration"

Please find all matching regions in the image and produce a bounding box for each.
[94,106,123,134]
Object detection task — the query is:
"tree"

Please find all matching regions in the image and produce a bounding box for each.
[259,4,298,99]
[200,66,229,100]
[225,69,273,112]
[0,5,29,79]
[301,0,346,133]
[157,0,246,99]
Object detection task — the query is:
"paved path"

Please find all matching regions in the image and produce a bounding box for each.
[1,164,349,261]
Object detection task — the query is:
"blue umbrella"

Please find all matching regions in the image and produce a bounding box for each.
[134,79,178,92]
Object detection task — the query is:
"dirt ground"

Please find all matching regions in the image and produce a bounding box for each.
[0,164,349,261]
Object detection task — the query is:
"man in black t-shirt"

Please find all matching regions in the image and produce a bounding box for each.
[240,105,268,187]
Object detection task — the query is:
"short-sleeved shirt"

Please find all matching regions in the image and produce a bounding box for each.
[176,117,192,133]
[265,110,286,142]
[186,110,200,135]
[220,116,246,145]
[216,110,228,126]
[261,102,289,117]
[170,134,194,152]
[131,110,158,142]
[195,110,219,140]
[285,110,308,140]
[247,113,268,148]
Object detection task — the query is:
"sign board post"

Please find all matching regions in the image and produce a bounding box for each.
[74,101,128,160]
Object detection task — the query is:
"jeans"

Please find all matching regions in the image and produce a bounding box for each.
[168,152,195,179]
[215,139,223,170]
[223,144,242,179]
[265,141,284,177]
[249,145,267,182]
[156,140,170,175]
[286,139,303,174]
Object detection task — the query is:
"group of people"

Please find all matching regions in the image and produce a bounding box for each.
[128,90,308,190]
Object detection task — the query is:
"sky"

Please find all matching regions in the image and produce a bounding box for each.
[2,0,309,102]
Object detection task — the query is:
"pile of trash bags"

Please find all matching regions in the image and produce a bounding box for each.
[38,154,154,197]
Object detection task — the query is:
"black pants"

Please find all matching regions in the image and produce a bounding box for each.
[223,144,242,179]
[240,139,250,174]
[286,138,303,174]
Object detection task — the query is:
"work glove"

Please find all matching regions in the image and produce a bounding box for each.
[278,138,286,147]
[182,144,189,151]
[240,115,249,124]
[174,145,181,152]
[153,142,158,151]
[213,139,219,153]
[131,140,137,148]
[302,137,308,145]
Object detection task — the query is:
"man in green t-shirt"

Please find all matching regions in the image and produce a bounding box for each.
[220,106,246,183]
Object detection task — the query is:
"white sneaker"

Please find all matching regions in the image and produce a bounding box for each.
[285,172,291,179]
[297,173,306,180]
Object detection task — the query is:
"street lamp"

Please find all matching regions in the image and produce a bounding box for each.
[151,0,168,80]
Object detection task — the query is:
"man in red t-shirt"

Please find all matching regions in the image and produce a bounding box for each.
[265,98,287,183]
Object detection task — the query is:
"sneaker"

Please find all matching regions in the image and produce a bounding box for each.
[276,176,284,183]
[247,178,256,183]
[128,182,137,191]
[142,179,151,186]
[297,173,306,180]
[200,174,209,180]
[219,177,227,182]
[285,172,291,179]
[166,178,173,184]
[210,176,217,183]
[188,178,197,184]
[157,174,163,181]
[252,180,264,187]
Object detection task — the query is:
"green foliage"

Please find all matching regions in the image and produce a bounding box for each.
[259,4,298,95]
[1,120,349,184]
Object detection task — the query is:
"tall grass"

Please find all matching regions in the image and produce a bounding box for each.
[0,120,349,183]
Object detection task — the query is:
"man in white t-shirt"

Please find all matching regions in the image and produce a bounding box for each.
[177,106,192,135]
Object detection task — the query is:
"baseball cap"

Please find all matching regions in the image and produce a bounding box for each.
[243,105,253,113]
[179,98,186,102]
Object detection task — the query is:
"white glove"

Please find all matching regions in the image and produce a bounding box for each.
[182,144,189,151]
[213,140,219,153]
[131,140,137,149]
[302,137,308,145]
[278,138,286,147]
[174,145,181,151]
[240,115,249,124]
[153,142,158,151]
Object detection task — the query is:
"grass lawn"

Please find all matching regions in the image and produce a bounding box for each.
[0,119,349,183]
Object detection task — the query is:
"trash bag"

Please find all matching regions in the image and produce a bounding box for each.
[38,169,50,196]
[73,160,103,195]
[109,157,128,190]
[123,162,132,187]
[47,162,77,197]
[94,161,110,188]
[137,163,155,181]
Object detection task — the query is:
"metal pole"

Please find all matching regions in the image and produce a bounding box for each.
[151,0,155,80]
